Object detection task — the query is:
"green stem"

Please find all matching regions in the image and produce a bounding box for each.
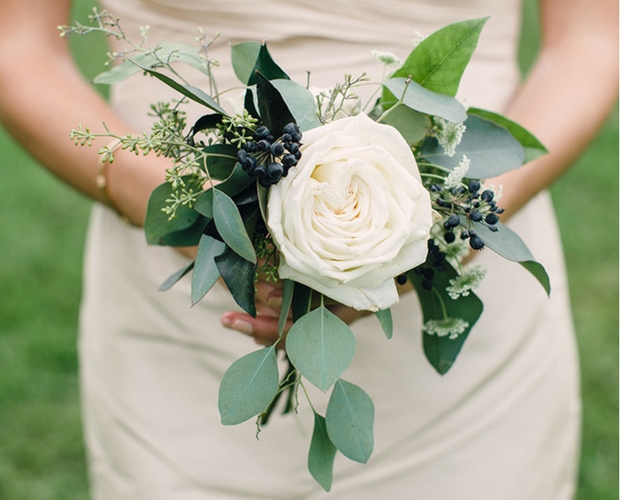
[431,287,449,320]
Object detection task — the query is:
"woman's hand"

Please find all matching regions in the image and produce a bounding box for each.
[220,279,370,347]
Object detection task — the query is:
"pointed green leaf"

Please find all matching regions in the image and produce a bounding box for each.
[374,308,393,339]
[278,279,295,335]
[291,282,313,322]
[194,164,254,219]
[408,259,483,374]
[325,379,374,464]
[129,61,226,115]
[467,107,548,163]
[421,115,525,178]
[218,347,279,425]
[391,17,488,96]
[270,79,321,131]
[231,42,262,84]
[145,179,200,245]
[383,78,467,123]
[191,235,226,305]
[256,72,296,136]
[378,103,431,145]
[286,305,356,392]
[212,189,256,264]
[247,44,290,85]
[471,221,550,295]
[158,217,208,247]
[158,261,194,292]
[215,246,256,316]
[308,413,337,492]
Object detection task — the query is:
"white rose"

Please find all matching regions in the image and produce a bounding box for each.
[266,113,433,311]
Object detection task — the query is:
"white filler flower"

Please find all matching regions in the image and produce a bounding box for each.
[267,113,433,311]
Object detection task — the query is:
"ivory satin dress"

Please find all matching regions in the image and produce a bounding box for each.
[80,0,581,498]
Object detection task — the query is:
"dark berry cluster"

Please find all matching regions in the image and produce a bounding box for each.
[237,122,303,187]
[411,239,447,291]
[430,179,505,251]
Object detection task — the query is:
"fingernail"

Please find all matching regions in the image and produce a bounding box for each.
[232,319,254,336]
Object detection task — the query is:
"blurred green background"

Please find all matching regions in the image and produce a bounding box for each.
[0,0,617,498]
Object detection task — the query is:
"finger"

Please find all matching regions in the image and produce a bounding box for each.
[255,281,284,309]
[221,311,292,348]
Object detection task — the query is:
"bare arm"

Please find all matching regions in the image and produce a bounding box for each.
[493,0,618,218]
[0,0,171,225]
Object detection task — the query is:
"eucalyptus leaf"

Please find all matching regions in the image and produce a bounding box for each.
[215,246,257,316]
[471,221,550,295]
[378,103,431,145]
[407,260,483,374]
[390,17,488,96]
[212,189,256,264]
[198,144,238,180]
[286,305,356,392]
[270,79,321,131]
[158,216,208,247]
[383,78,467,123]
[308,413,337,492]
[145,179,200,245]
[94,42,208,85]
[467,107,548,163]
[191,235,226,305]
[158,261,194,292]
[374,308,393,340]
[325,379,374,464]
[218,346,279,425]
[194,163,255,219]
[421,115,525,178]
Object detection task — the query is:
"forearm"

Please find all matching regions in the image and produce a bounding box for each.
[491,0,618,218]
[0,1,169,224]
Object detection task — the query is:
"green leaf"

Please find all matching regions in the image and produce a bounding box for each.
[256,72,296,135]
[191,235,226,305]
[231,42,262,84]
[383,78,467,123]
[467,107,548,163]
[308,413,337,492]
[278,279,295,335]
[247,44,290,85]
[129,62,226,115]
[218,346,279,425]
[325,379,374,464]
[378,103,431,145]
[270,79,321,131]
[374,308,393,340]
[158,216,208,247]
[391,17,488,96]
[421,115,525,178]
[291,282,313,321]
[408,260,483,374]
[471,221,551,295]
[198,144,238,180]
[194,164,255,219]
[215,246,257,316]
[286,305,356,392]
[257,183,269,223]
[212,189,256,264]
[158,261,194,292]
[145,180,200,245]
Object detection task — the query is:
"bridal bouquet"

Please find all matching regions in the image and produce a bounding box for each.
[63,12,549,490]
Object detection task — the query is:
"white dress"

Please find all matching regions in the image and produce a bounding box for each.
[80,1,581,498]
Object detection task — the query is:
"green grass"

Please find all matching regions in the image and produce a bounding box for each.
[0,1,617,499]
